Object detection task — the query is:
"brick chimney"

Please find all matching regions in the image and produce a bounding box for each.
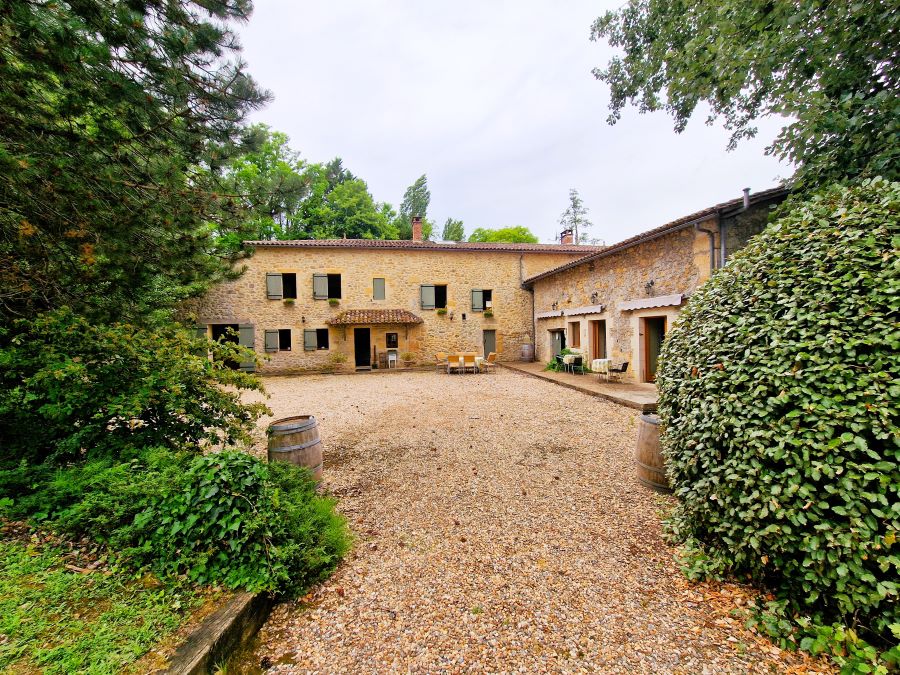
[411,216,423,241]
[560,228,573,245]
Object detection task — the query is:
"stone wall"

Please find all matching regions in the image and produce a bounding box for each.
[196,246,585,373]
[531,223,714,382]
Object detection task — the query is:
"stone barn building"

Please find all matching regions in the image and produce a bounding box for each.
[523,187,787,383]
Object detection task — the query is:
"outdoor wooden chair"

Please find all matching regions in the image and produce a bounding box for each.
[608,361,629,382]
[462,353,477,373]
[434,352,448,373]
[481,352,498,373]
[446,353,463,374]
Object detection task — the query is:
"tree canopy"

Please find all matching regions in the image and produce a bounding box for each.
[468,226,538,243]
[558,189,593,243]
[397,174,434,240]
[441,218,465,242]
[0,0,268,324]
[591,1,900,189]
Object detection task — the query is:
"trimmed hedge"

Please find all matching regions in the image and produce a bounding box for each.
[657,179,899,647]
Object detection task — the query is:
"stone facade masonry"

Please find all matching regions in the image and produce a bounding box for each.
[196,245,585,374]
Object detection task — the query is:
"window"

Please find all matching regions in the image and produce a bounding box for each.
[568,321,581,348]
[304,328,330,351]
[421,284,448,310]
[471,288,493,312]
[282,273,297,299]
[264,329,292,352]
[386,332,398,348]
[313,273,342,300]
[278,329,291,350]
[373,278,385,300]
[265,273,296,300]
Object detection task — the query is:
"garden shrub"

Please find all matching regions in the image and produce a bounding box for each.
[137,451,351,594]
[657,178,899,664]
[0,309,269,464]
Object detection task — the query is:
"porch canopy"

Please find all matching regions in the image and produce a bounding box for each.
[327,309,424,326]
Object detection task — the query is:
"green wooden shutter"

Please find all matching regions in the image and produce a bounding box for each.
[266,273,283,300]
[420,284,435,309]
[238,323,256,372]
[471,289,484,312]
[193,325,208,340]
[304,329,317,351]
[313,273,328,299]
[264,329,279,352]
[373,278,385,300]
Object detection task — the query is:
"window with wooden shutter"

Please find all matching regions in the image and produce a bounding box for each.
[304,329,317,351]
[471,289,484,312]
[313,273,328,299]
[420,284,435,309]
[193,325,208,339]
[266,273,283,300]
[238,324,256,372]
[264,329,280,352]
[316,328,329,349]
[278,329,291,350]
[373,277,385,300]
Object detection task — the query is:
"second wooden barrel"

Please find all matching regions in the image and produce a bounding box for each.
[267,415,323,481]
[635,413,671,493]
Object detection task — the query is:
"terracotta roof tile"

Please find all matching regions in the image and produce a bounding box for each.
[522,186,789,286]
[327,309,424,326]
[243,239,602,254]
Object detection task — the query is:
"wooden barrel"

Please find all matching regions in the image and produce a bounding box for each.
[520,344,534,362]
[635,413,671,493]
[267,415,323,480]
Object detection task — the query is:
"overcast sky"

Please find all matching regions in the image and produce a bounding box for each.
[236,1,792,245]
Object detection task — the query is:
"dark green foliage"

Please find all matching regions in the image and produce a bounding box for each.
[657,179,900,663]
[0,0,268,323]
[591,1,900,190]
[441,218,465,242]
[137,451,350,593]
[397,174,434,240]
[0,309,267,465]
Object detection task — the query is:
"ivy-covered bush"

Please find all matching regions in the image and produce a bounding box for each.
[0,309,268,464]
[137,451,351,594]
[657,179,899,660]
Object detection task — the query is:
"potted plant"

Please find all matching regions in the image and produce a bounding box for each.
[283,298,295,306]
[400,351,415,367]
[436,307,447,316]
[483,309,494,318]
[328,298,340,307]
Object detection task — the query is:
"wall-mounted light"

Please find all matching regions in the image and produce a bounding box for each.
[645,279,655,295]
[590,291,599,304]
[301,316,306,323]
[551,301,558,311]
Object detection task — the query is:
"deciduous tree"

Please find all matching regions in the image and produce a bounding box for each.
[441,218,465,241]
[467,226,538,243]
[591,1,900,188]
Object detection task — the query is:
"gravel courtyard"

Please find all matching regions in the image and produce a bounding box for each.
[239,369,826,674]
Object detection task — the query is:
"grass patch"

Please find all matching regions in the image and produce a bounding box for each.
[0,538,204,674]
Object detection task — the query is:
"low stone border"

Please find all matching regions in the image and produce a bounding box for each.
[498,362,657,413]
[163,592,272,674]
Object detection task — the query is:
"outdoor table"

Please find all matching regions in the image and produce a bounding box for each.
[592,358,612,381]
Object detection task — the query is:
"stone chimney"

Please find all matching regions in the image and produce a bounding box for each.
[412,216,423,241]
[560,228,574,245]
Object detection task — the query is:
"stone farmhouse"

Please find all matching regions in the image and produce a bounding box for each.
[524,186,787,382]
[197,187,786,378]
[196,218,596,373]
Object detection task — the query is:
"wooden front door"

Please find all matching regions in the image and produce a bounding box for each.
[642,317,666,382]
[354,328,371,367]
[590,320,606,360]
[482,329,496,357]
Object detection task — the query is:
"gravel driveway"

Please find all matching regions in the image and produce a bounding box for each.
[238,369,827,674]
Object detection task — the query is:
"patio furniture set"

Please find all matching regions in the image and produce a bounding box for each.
[436,352,498,374]
[554,349,629,382]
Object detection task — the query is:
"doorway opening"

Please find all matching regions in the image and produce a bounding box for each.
[482,329,496,356]
[589,320,607,360]
[642,317,666,382]
[550,329,566,358]
[354,328,371,369]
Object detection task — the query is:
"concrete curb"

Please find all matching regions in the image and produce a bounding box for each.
[498,363,657,413]
[163,592,272,674]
